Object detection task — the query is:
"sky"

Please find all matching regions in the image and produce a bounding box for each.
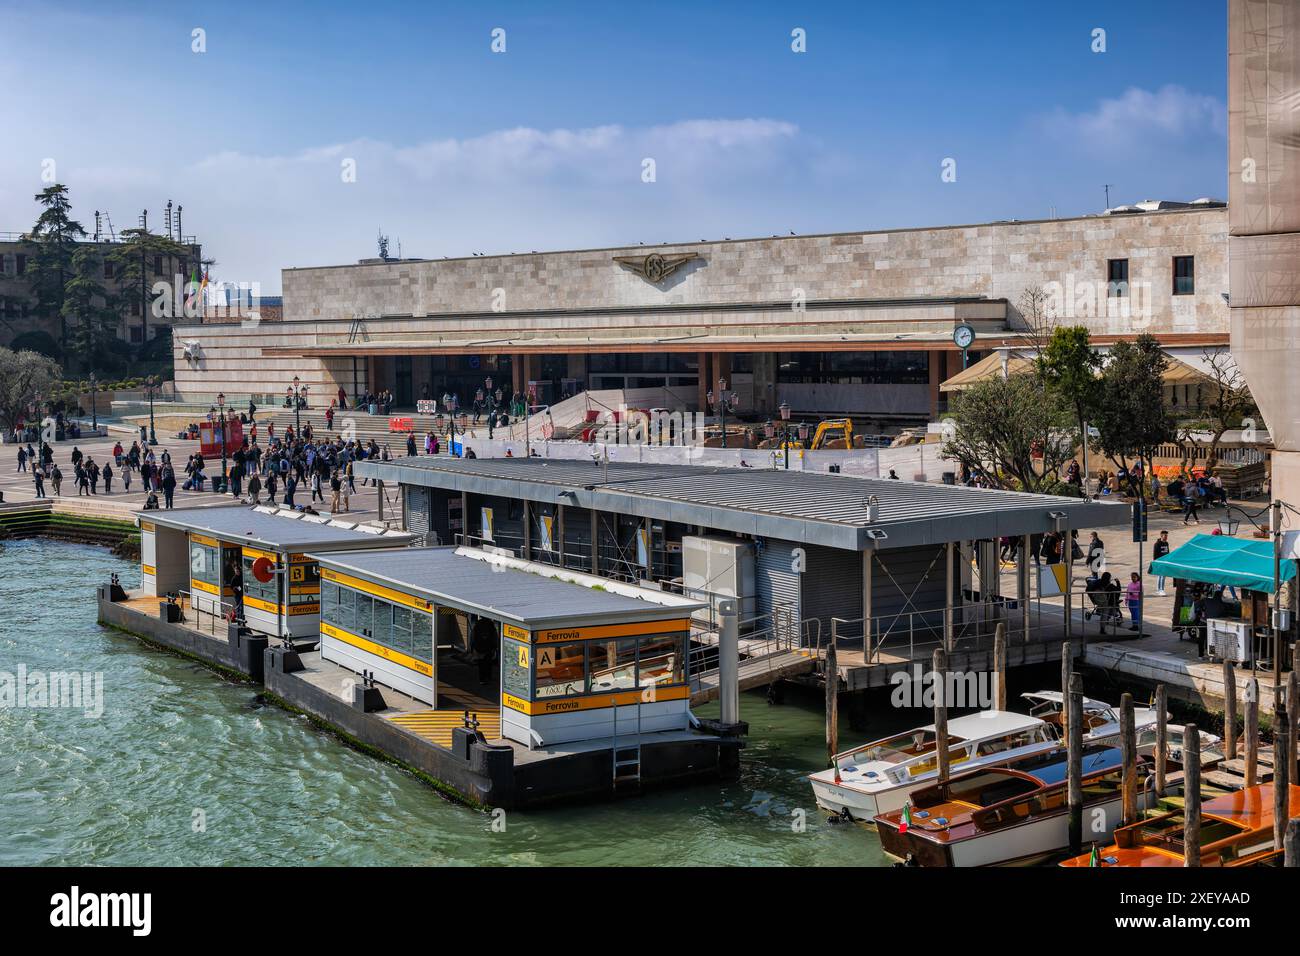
[0,0,1229,294]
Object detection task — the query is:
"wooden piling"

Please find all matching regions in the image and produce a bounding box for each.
[1290,670,1299,782]
[1286,819,1300,868]
[1061,641,1072,743]
[1120,693,1138,826]
[1245,678,1259,788]
[1067,671,1084,855]
[934,648,950,787]
[1154,684,1168,797]
[993,623,1007,712]
[1184,723,1201,867]
[1275,697,1291,853]
[1223,660,1238,759]
[825,643,839,768]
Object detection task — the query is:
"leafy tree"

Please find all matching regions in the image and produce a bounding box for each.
[1171,348,1260,470]
[942,373,1077,493]
[62,246,119,370]
[1040,325,1102,486]
[0,347,61,432]
[106,228,190,348]
[8,329,60,359]
[1093,334,1175,488]
[27,184,85,354]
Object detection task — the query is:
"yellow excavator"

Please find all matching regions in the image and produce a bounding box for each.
[758,418,865,450]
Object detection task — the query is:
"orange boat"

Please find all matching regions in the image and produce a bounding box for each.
[1060,783,1300,867]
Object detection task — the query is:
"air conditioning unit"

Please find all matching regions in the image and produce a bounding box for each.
[682,536,755,628]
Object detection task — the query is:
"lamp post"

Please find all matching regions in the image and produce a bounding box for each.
[779,401,792,470]
[89,373,97,432]
[708,376,738,449]
[215,392,228,494]
[146,375,158,445]
[289,375,304,436]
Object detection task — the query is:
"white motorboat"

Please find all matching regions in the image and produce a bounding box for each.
[810,690,1166,824]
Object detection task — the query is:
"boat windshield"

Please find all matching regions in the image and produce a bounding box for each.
[849,729,962,765]
[1120,814,1246,854]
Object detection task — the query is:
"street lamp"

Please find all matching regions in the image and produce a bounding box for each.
[215,392,228,494]
[779,401,792,470]
[146,375,158,445]
[89,373,97,432]
[458,413,469,456]
[289,376,305,435]
[708,376,739,449]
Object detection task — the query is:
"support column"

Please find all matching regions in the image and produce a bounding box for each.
[557,504,566,568]
[697,352,710,411]
[591,509,600,575]
[512,354,523,395]
[863,549,874,660]
[1021,533,1031,642]
[945,540,955,650]
[522,500,531,560]
[928,349,942,420]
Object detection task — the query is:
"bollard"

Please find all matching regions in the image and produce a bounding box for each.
[718,598,740,728]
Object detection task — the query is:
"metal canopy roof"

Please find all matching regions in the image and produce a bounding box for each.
[355,457,1126,551]
[138,505,413,552]
[315,546,699,629]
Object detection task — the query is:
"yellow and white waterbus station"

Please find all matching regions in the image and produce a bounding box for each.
[312,545,702,747]
[137,505,412,639]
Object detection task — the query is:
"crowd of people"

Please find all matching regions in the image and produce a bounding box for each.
[20,438,177,508]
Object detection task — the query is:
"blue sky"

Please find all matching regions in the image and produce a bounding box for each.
[0,0,1229,292]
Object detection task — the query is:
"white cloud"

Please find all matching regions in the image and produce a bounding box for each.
[1036,85,1226,154]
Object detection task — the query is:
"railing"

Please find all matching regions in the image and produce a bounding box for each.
[174,589,236,636]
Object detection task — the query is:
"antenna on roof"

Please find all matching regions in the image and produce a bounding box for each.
[377,229,390,260]
[1103,184,1113,210]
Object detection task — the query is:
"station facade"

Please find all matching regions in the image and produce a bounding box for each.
[172,201,1228,422]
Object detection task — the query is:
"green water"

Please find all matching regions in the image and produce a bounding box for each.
[0,539,890,866]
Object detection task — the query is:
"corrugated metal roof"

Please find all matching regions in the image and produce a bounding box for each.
[356,456,1127,551]
[140,505,413,551]
[316,546,696,628]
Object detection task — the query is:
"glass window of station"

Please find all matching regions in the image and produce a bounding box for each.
[321,581,433,663]
[776,351,929,385]
[241,553,283,607]
[189,540,220,586]
[502,631,687,701]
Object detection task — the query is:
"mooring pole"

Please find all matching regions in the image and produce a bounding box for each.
[1185,723,1202,867]
[1154,683,1168,797]
[1246,678,1260,788]
[1061,641,1073,743]
[825,641,839,770]
[1290,670,1300,781]
[1275,696,1291,853]
[1224,659,1238,760]
[1121,692,1138,826]
[1287,819,1300,868]
[934,647,950,787]
[993,622,1007,712]
[719,598,740,728]
[1068,671,1084,855]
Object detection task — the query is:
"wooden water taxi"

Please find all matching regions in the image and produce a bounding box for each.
[1059,783,1300,867]
[875,744,1157,866]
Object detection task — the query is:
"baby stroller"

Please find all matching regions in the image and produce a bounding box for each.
[1083,572,1124,628]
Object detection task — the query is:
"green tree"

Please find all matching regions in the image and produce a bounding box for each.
[942,373,1077,493]
[1093,334,1174,490]
[1041,325,1102,487]
[62,245,119,371]
[105,227,191,352]
[27,184,85,355]
[0,346,61,432]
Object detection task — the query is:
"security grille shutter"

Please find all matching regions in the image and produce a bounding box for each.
[801,544,863,646]
[757,540,802,645]
[869,544,948,645]
[404,486,430,543]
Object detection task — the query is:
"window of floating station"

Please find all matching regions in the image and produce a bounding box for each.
[189,541,219,585]
[241,553,282,607]
[511,633,688,701]
[322,583,433,662]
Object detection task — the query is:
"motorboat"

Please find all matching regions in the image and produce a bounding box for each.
[811,690,1162,824]
[875,744,1157,867]
[1059,783,1300,867]
[809,711,1058,823]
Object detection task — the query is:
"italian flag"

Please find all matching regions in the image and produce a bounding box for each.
[899,802,912,834]
[1089,843,1100,867]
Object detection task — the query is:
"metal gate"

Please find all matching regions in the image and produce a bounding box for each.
[404,486,431,543]
[757,540,802,645]
[801,544,863,645]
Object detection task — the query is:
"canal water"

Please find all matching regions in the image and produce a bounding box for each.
[1,539,893,866]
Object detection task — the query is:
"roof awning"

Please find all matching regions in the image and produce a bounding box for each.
[939,345,1226,393]
[1150,533,1296,593]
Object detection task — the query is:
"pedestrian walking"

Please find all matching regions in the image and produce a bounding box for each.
[161,467,176,509]
[32,468,45,498]
[102,461,113,494]
[247,471,262,504]
[1125,572,1143,631]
